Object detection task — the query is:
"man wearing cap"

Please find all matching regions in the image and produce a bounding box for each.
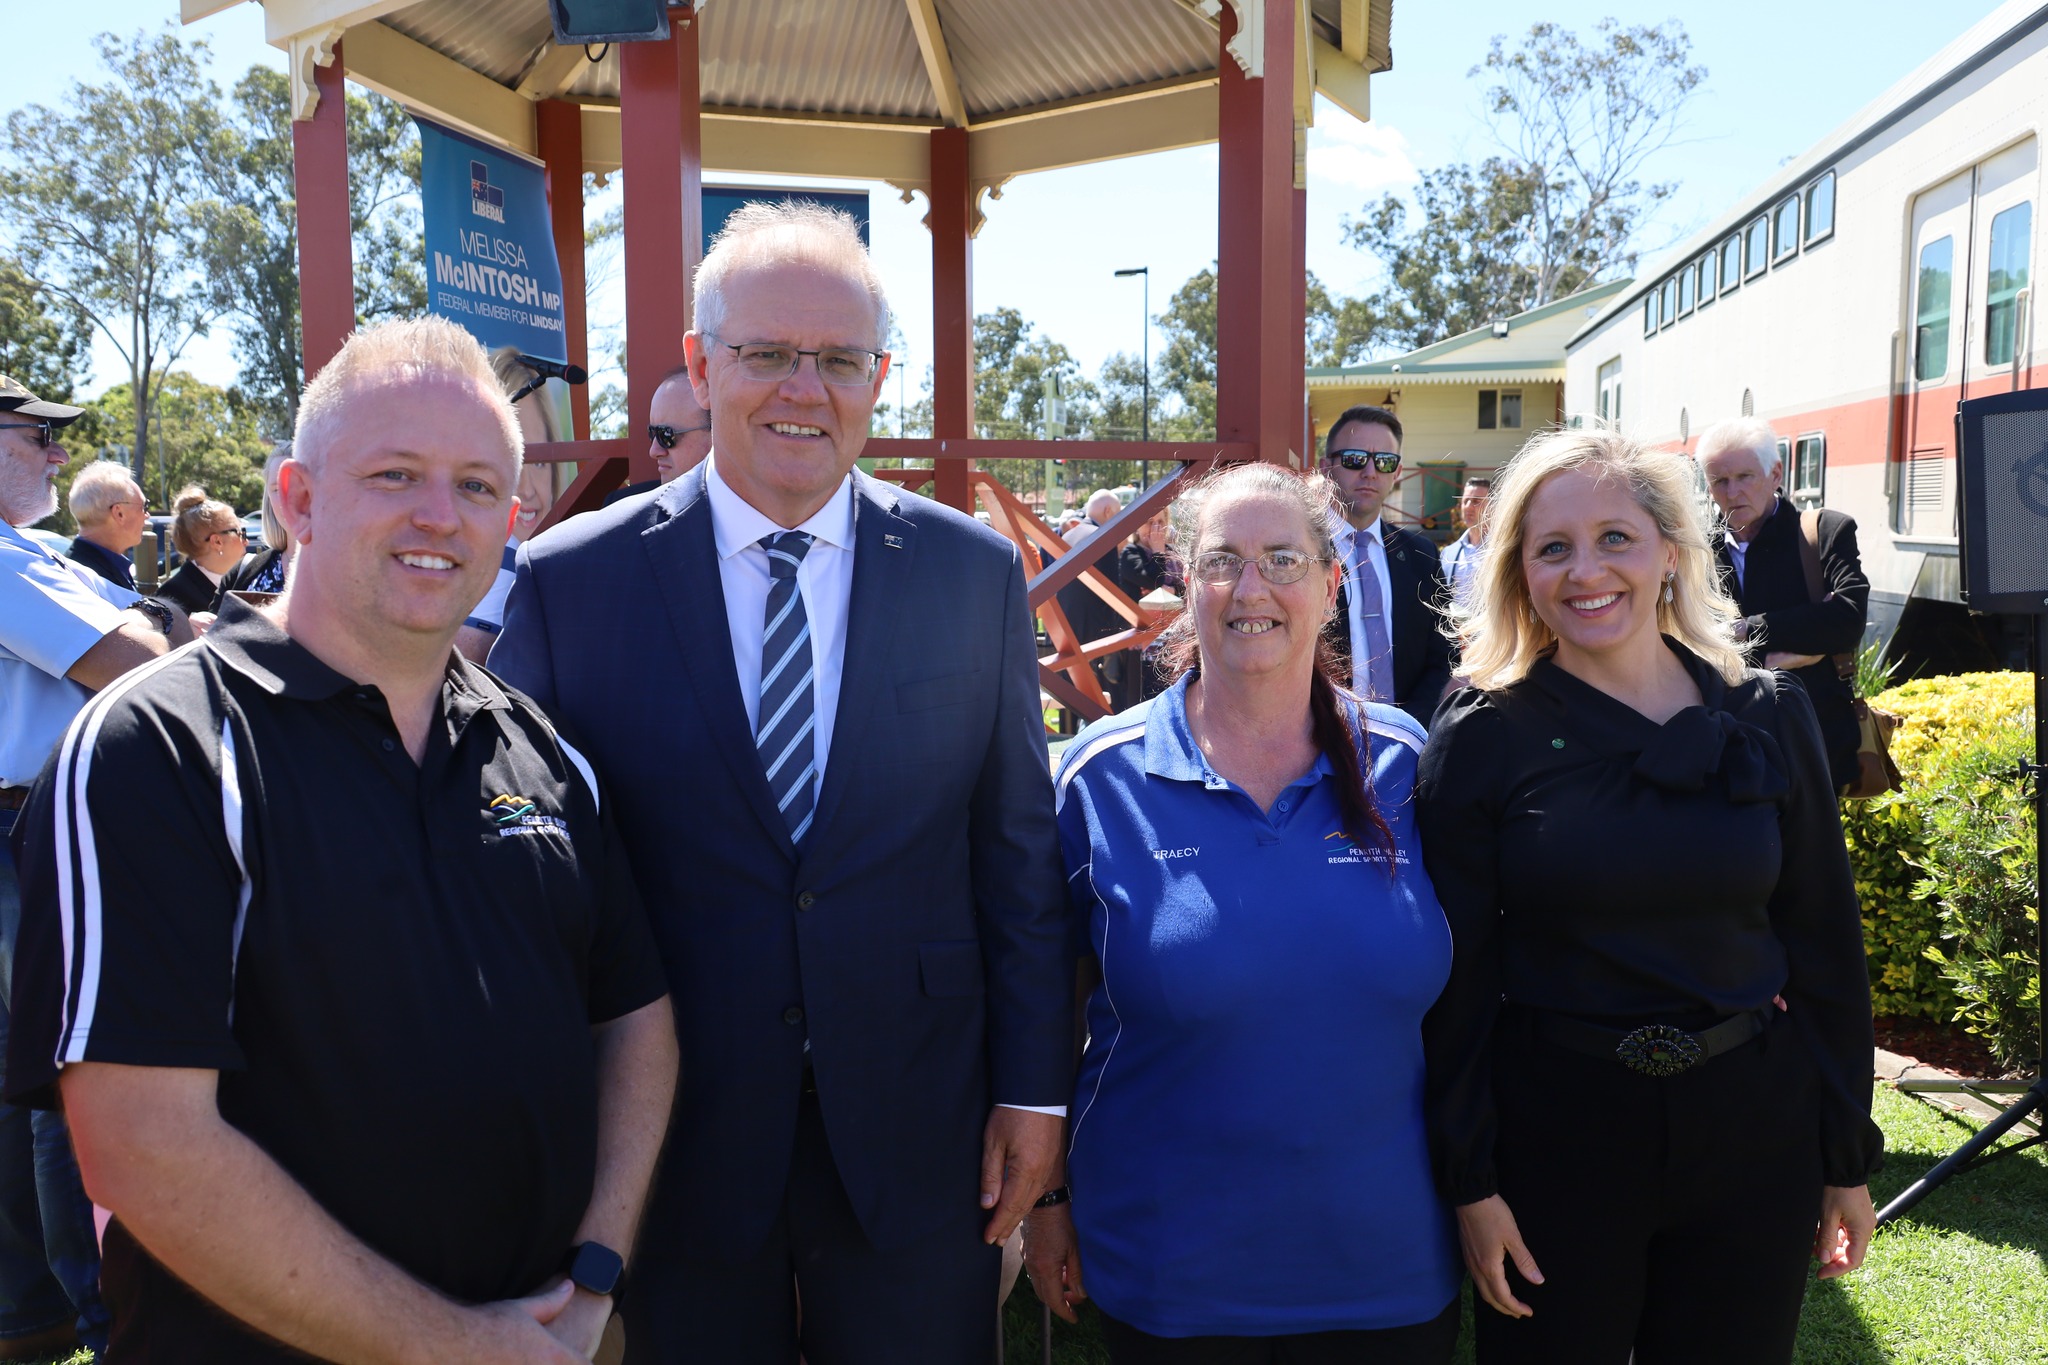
[0,374,190,1359]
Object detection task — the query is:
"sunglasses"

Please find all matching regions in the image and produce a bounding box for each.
[648,422,712,451]
[1326,449,1401,474]
[0,420,55,449]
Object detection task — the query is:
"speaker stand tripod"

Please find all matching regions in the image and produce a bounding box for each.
[1876,612,2046,1226]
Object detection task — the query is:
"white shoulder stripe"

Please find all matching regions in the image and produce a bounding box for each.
[220,719,255,1028]
[558,736,601,817]
[1359,700,1427,756]
[1053,712,1147,811]
[54,644,194,1065]
[1364,716,1425,756]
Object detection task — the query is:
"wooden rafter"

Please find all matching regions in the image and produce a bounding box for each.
[904,0,970,129]
[515,43,590,101]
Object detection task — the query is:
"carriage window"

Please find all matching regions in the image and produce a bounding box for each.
[1661,278,1679,328]
[1720,235,1743,293]
[1744,216,1770,278]
[1772,196,1800,263]
[1804,171,1836,244]
[1677,266,1694,316]
[1985,201,2032,367]
[1791,434,1825,509]
[1598,357,1622,425]
[1696,255,1716,308]
[1644,292,1659,336]
[1916,235,1954,381]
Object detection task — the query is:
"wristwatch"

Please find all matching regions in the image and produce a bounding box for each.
[130,597,174,636]
[563,1241,625,1298]
[1033,1185,1072,1209]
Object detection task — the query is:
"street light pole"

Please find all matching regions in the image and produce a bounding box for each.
[1115,266,1150,486]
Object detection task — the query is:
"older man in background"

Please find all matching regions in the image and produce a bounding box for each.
[65,461,147,592]
[1699,416,1869,792]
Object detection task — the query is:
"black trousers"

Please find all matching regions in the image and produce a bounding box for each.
[1099,1299,1459,1364]
[622,1087,1000,1365]
[1474,1012,1824,1365]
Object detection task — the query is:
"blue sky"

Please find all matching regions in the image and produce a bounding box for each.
[4,1,2012,401]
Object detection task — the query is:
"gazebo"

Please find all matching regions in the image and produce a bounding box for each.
[179,0,1396,719]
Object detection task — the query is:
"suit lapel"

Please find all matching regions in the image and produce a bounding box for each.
[644,468,796,855]
[1382,526,1418,643]
[804,475,916,860]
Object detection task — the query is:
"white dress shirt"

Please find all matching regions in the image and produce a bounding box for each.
[706,455,856,809]
[705,458,1063,1118]
[1332,515,1394,698]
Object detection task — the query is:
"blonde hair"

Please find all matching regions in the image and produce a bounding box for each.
[294,316,522,471]
[169,486,237,558]
[489,346,564,443]
[67,460,139,527]
[260,442,292,550]
[694,201,890,349]
[1453,427,1745,690]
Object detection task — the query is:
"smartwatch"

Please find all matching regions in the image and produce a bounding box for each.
[563,1241,625,1298]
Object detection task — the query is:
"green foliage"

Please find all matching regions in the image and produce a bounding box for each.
[1154,267,1217,438]
[1915,726,2039,1071]
[81,371,271,519]
[1853,636,1901,705]
[0,258,92,400]
[1842,672,2035,1033]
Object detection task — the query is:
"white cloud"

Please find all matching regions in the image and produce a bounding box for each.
[1307,114,1419,197]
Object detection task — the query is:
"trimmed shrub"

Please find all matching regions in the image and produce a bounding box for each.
[1841,672,2034,1028]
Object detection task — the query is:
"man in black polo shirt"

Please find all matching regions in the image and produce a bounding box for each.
[5,316,677,1363]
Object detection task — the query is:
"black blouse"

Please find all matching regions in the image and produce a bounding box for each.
[1415,641,1883,1203]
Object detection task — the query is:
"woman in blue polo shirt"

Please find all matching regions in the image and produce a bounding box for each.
[1024,462,1460,1364]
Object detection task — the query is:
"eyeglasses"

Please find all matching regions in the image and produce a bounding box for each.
[209,526,247,542]
[648,422,712,450]
[0,420,54,448]
[714,340,885,386]
[1190,549,1324,586]
[1326,449,1401,474]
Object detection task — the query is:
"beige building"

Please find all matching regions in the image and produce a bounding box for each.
[1305,280,1631,539]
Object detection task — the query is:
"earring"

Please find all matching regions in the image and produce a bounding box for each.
[1662,572,1676,605]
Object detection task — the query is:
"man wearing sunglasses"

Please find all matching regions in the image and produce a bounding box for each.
[1319,404,1452,729]
[1,374,195,1359]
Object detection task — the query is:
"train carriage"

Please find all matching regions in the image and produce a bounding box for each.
[1562,0,2048,670]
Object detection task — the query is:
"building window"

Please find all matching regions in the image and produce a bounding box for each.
[1916,234,1954,381]
[1644,292,1659,336]
[1597,357,1622,425]
[1661,278,1679,328]
[1804,170,1836,244]
[1985,201,2032,367]
[1696,255,1716,308]
[1720,235,1743,294]
[1791,433,1825,508]
[1476,389,1523,430]
[1677,266,1694,316]
[1745,216,1770,279]
[1772,195,1801,264]
[1680,407,1690,441]
[1741,388,1754,417]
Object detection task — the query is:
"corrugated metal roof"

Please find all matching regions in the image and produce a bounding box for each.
[382,0,554,87]
[696,0,936,119]
[944,0,1215,120]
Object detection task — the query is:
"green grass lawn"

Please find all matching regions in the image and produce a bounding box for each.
[1002,1085,2048,1365]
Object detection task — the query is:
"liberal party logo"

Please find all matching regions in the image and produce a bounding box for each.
[486,793,569,842]
[469,160,506,224]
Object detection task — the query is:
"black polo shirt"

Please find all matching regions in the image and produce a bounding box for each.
[7,596,667,1362]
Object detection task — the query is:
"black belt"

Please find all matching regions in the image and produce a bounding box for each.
[1527,1005,1772,1076]
[0,787,27,812]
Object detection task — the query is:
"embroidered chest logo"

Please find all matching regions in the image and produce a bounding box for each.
[1151,846,1200,860]
[1323,829,1408,867]
[486,793,570,841]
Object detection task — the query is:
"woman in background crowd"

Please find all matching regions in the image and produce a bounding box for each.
[1027,462,1460,1364]
[1106,507,1174,710]
[155,488,247,615]
[1418,428,1880,1365]
[220,443,295,598]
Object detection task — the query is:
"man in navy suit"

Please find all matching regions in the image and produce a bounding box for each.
[491,203,1070,1363]
[1318,405,1453,728]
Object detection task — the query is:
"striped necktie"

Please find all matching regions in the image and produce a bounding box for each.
[757,532,817,844]
[1351,531,1393,702]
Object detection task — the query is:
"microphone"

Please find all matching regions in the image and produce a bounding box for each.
[507,354,588,407]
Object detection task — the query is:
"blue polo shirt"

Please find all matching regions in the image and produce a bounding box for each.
[1,521,136,789]
[1054,675,1459,1338]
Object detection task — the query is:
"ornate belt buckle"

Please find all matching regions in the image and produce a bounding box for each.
[1615,1024,1703,1076]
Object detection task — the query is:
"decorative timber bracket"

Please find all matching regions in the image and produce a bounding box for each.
[1177,0,1265,78]
[289,23,345,121]
[889,178,1013,239]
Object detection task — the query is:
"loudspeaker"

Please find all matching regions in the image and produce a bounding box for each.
[547,0,670,46]
[1956,388,2048,614]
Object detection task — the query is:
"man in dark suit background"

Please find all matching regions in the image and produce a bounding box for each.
[491,202,1070,1363]
[1318,405,1453,728]
[1699,417,1869,792]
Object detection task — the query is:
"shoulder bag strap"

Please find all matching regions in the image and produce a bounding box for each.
[1795,508,1826,606]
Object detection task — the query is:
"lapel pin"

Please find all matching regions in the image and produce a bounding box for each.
[1552,738,1566,748]
[883,534,905,549]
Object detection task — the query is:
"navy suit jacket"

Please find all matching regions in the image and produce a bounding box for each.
[1324,522,1454,730]
[490,465,1071,1257]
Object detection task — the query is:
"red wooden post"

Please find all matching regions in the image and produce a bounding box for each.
[293,42,355,383]
[929,127,975,512]
[1292,184,1309,467]
[1214,1,1301,465]
[619,5,704,484]
[536,98,591,441]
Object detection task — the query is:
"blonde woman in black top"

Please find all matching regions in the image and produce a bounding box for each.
[1416,428,1880,1364]
[156,488,248,615]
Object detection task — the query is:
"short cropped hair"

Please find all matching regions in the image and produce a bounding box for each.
[1694,417,1782,481]
[693,201,891,350]
[1463,476,1492,491]
[294,316,521,471]
[68,460,139,527]
[1326,404,1403,451]
[1453,427,1745,691]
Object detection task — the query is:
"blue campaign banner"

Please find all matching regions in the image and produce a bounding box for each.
[703,185,869,255]
[417,117,569,364]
